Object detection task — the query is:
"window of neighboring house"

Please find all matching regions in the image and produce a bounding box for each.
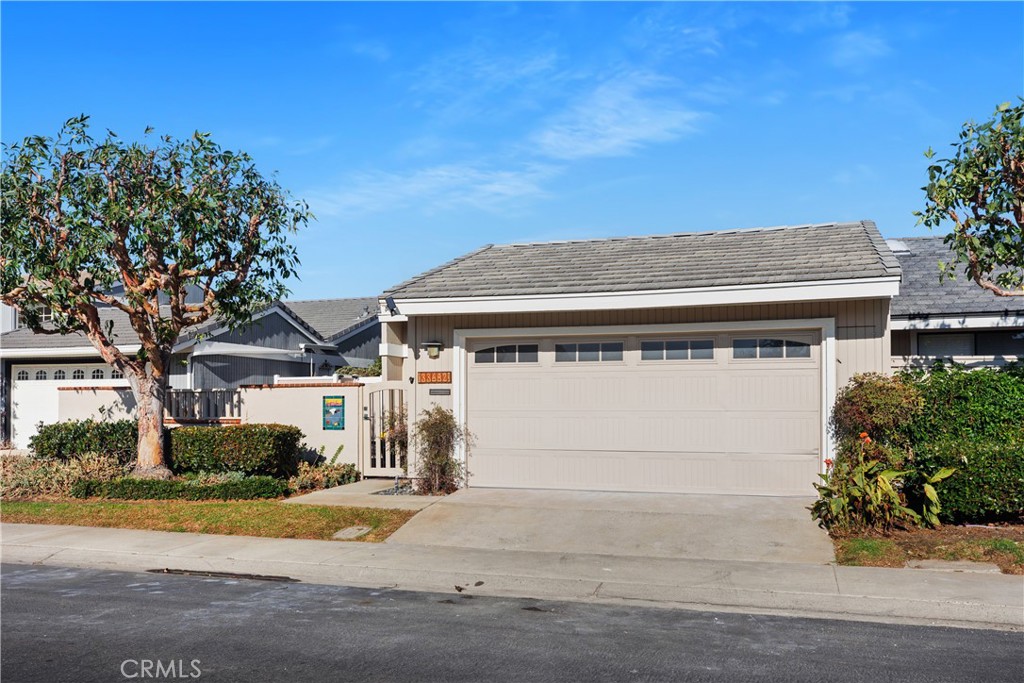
[35,370,48,380]
[732,338,812,360]
[976,330,1024,357]
[53,369,66,380]
[15,306,53,329]
[111,369,124,379]
[640,339,714,361]
[16,370,29,381]
[474,344,540,364]
[72,369,85,380]
[554,342,624,362]
[919,333,974,357]
[92,369,105,380]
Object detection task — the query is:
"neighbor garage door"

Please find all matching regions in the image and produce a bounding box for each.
[465,330,822,495]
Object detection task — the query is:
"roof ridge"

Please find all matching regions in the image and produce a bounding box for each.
[858,219,902,277]
[284,295,377,304]
[484,221,858,249]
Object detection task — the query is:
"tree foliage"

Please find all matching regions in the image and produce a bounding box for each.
[1,116,311,473]
[915,101,1024,297]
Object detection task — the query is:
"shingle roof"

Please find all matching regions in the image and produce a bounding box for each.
[382,220,901,299]
[280,297,378,341]
[889,237,1024,319]
[0,297,379,351]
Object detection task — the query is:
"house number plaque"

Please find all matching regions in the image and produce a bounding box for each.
[417,371,452,384]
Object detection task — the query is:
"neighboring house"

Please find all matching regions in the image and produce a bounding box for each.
[887,237,1024,368]
[378,220,901,496]
[0,297,380,448]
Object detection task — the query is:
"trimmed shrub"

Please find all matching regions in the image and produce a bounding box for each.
[71,475,287,501]
[902,364,1024,444]
[29,420,138,464]
[169,424,304,477]
[913,437,1024,523]
[830,373,923,447]
[1,453,130,499]
[288,462,360,494]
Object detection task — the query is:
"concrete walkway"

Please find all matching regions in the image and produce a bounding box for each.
[2,522,1021,631]
[283,479,444,511]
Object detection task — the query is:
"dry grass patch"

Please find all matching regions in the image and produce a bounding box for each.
[834,525,1024,575]
[0,500,416,542]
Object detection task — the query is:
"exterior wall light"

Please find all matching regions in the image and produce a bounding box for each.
[420,341,443,359]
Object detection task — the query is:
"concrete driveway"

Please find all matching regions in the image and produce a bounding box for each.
[387,488,835,564]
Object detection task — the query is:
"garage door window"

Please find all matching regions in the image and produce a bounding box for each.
[35,370,48,380]
[733,338,811,359]
[92,369,105,380]
[72,369,85,380]
[640,339,714,361]
[16,370,28,381]
[475,344,539,364]
[54,370,66,380]
[555,342,623,362]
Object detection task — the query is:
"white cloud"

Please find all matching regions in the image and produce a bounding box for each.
[531,73,701,160]
[349,41,391,62]
[306,162,560,218]
[830,31,891,70]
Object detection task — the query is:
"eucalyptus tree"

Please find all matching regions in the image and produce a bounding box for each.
[1,116,310,476]
[917,101,1023,297]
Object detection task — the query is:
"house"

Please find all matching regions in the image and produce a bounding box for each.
[0,297,381,448]
[887,237,1024,368]
[377,220,901,496]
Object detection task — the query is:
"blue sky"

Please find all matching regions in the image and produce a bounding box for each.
[2,2,1021,299]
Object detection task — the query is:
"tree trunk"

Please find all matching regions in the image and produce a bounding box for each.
[132,374,172,479]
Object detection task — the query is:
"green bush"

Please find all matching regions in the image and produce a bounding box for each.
[1,453,130,499]
[902,364,1024,443]
[810,436,952,532]
[288,462,360,494]
[29,420,139,464]
[71,475,287,501]
[413,406,469,495]
[169,424,303,477]
[913,437,1024,523]
[830,373,923,447]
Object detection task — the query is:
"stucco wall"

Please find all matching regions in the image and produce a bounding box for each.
[239,383,364,464]
[57,387,137,422]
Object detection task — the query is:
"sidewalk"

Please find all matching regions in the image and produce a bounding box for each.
[2,522,1021,631]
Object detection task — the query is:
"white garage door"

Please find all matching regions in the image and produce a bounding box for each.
[9,364,127,449]
[466,331,822,496]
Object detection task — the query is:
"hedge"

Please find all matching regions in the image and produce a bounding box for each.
[914,437,1024,523]
[30,420,138,464]
[169,424,304,477]
[902,364,1024,443]
[71,476,288,501]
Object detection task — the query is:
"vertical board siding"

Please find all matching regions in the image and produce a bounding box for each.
[210,311,313,349]
[398,298,891,427]
[192,356,310,389]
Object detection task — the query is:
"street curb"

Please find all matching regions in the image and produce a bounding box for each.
[3,524,1021,632]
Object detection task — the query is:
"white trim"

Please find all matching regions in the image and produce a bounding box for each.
[191,341,306,361]
[378,343,408,358]
[393,277,899,315]
[452,317,838,480]
[0,345,140,359]
[891,314,1023,330]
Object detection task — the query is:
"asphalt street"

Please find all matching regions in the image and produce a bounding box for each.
[1,563,1021,683]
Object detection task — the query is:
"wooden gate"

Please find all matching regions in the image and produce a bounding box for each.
[362,382,407,477]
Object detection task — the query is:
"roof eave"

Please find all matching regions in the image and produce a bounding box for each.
[383,275,901,317]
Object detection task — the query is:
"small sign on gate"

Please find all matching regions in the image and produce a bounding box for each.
[323,396,345,430]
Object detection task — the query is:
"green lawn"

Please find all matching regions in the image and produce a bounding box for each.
[0,500,416,542]
[834,526,1024,575]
